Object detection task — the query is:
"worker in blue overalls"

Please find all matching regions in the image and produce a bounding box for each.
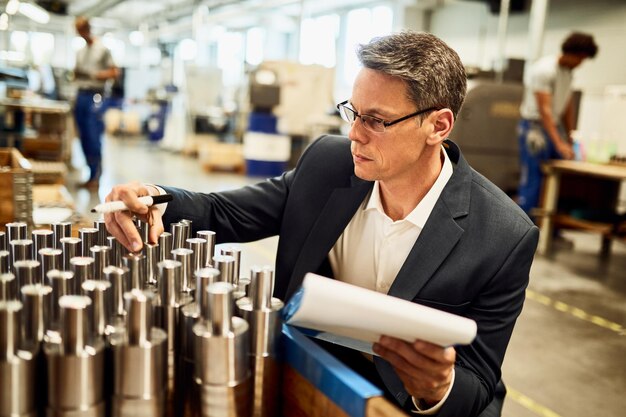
[517,32,598,217]
[73,16,119,189]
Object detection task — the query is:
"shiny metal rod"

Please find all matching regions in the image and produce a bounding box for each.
[170,223,186,250]
[91,245,111,281]
[0,272,17,301]
[47,270,74,331]
[10,239,33,266]
[196,231,216,268]
[212,254,235,285]
[145,243,159,289]
[39,247,62,284]
[158,232,172,262]
[82,280,112,339]
[79,227,99,257]
[221,246,241,286]
[172,248,194,294]
[52,222,72,250]
[21,283,52,348]
[94,219,108,246]
[59,295,92,355]
[108,236,124,267]
[123,253,145,290]
[14,260,41,287]
[104,266,128,321]
[0,250,9,273]
[70,256,95,294]
[61,237,81,271]
[32,229,53,260]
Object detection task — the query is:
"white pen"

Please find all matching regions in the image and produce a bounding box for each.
[90,194,173,214]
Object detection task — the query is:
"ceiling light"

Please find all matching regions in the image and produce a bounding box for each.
[18,1,50,24]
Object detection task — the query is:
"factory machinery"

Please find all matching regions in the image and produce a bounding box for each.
[0,219,283,417]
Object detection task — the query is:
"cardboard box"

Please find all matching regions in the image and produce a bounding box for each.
[0,148,33,225]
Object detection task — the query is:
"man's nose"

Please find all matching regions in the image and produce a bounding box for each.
[347,118,366,143]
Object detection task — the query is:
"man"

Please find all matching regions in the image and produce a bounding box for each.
[105,32,538,416]
[518,32,598,215]
[73,16,119,189]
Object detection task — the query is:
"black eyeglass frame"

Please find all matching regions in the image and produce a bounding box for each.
[336,100,440,132]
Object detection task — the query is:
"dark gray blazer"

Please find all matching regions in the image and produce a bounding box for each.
[162,135,539,416]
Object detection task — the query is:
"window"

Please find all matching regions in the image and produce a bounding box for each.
[299,14,339,68]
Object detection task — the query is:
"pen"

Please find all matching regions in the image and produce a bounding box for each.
[90,194,173,214]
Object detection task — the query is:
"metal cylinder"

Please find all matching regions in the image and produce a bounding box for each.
[236,267,284,417]
[47,270,74,331]
[196,231,216,267]
[107,236,124,268]
[180,219,192,240]
[104,266,128,322]
[14,260,41,287]
[70,256,95,294]
[172,248,194,294]
[52,222,72,250]
[0,230,6,252]
[44,295,105,417]
[179,268,221,417]
[136,219,150,245]
[20,284,52,348]
[0,300,37,417]
[94,219,108,246]
[194,282,251,417]
[11,239,33,266]
[123,253,145,290]
[145,243,159,290]
[90,245,111,281]
[158,233,173,262]
[61,237,81,271]
[32,229,53,260]
[157,260,182,308]
[187,237,207,277]
[39,247,62,284]
[0,250,9,273]
[170,223,186,250]
[221,246,241,286]
[0,272,17,301]
[82,280,112,339]
[111,290,167,417]
[212,254,235,285]
[6,221,28,242]
[79,227,99,257]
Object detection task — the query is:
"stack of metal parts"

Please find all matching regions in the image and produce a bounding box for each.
[0,219,284,417]
[10,166,34,225]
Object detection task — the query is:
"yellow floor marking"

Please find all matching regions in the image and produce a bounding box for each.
[508,387,562,417]
[526,289,624,335]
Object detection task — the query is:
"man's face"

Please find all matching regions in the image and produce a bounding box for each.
[75,22,90,42]
[348,68,433,186]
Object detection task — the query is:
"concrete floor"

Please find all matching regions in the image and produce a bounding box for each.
[66,136,626,417]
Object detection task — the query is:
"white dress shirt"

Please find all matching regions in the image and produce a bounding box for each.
[329,146,454,414]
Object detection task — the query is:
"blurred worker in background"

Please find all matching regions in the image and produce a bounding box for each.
[517,32,598,216]
[73,16,119,189]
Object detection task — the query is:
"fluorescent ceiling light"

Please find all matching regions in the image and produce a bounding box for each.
[19,2,50,24]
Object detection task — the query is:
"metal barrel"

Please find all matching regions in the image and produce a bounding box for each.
[0,272,17,301]
[39,247,62,284]
[70,256,95,295]
[79,227,99,257]
[94,219,108,246]
[107,236,125,268]
[45,295,105,416]
[123,253,145,290]
[10,239,33,267]
[20,283,52,349]
[47,270,74,331]
[52,222,72,250]
[103,266,129,322]
[196,231,216,267]
[14,259,41,287]
[236,267,284,417]
[172,248,194,294]
[136,219,150,245]
[0,231,6,252]
[0,250,9,273]
[32,229,53,260]
[61,237,81,271]
[186,237,206,278]
[82,280,112,339]
[6,221,28,242]
[145,243,159,290]
[90,245,111,281]
[221,246,242,286]
[170,223,187,250]
[0,300,37,417]
[212,254,236,285]
[194,282,251,417]
[111,289,168,417]
[158,232,173,262]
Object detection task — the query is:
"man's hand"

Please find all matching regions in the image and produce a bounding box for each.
[555,140,575,160]
[373,336,456,407]
[104,182,165,252]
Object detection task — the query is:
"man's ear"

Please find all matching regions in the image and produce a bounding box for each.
[425,109,454,146]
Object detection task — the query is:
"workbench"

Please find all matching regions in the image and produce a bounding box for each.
[537,160,626,255]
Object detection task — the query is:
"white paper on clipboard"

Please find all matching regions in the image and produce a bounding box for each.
[284,273,477,353]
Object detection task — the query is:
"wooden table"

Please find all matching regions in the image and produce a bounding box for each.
[537,160,626,255]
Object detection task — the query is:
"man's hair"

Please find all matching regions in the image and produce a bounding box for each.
[75,16,90,30]
[357,31,467,118]
[561,32,598,58]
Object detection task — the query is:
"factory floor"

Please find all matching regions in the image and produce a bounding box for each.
[67,136,626,417]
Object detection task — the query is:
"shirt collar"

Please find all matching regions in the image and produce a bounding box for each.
[364,146,453,228]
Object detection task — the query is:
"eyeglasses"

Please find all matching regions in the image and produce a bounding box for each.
[336,100,439,133]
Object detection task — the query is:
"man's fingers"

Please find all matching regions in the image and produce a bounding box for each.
[104,213,132,249]
[113,210,143,252]
[147,207,164,244]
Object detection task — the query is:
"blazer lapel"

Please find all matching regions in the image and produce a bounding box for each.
[285,176,372,297]
[387,140,471,301]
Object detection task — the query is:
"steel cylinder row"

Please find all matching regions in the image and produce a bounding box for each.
[1,220,283,417]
